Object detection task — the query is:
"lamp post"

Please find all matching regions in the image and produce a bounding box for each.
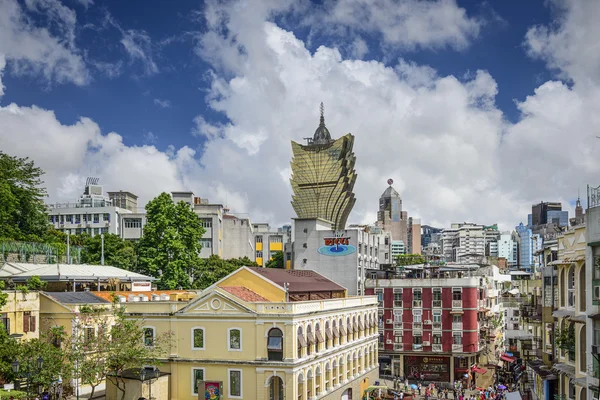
[12,356,44,399]
[140,368,160,400]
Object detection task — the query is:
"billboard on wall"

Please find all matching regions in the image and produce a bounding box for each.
[131,281,152,292]
[404,356,450,382]
[317,233,357,256]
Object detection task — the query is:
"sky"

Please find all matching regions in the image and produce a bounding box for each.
[1,0,599,231]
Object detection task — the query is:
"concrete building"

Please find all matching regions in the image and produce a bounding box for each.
[421,225,442,250]
[114,266,379,400]
[409,217,422,254]
[442,223,487,264]
[107,191,138,212]
[118,212,147,241]
[252,223,291,268]
[530,202,566,227]
[292,218,391,296]
[0,290,40,340]
[290,104,357,230]
[498,233,518,268]
[376,183,420,254]
[47,179,131,237]
[221,214,254,260]
[365,264,510,385]
[391,240,406,260]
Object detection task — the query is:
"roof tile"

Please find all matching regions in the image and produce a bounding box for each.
[220,286,271,302]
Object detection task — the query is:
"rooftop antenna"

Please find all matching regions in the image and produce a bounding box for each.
[319,102,325,126]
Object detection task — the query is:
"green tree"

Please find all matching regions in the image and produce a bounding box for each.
[265,251,284,268]
[106,304,173,400]
[396,253,425,266]
[191,255,258,289]
[80,233,137,270]
[0,152,49,241]
[15,335,66,394]
[0,324,20,383]
[137,193,205,289]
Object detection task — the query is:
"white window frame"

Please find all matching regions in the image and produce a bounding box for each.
[433,310,442,323]
[191,367,205,396]
[191,327,205,350]
[142,326,155,347]
[228,327,243,351]
[413,309,422,323]
[228,368,243,398]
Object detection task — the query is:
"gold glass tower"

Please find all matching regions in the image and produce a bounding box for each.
[290,104,357,230]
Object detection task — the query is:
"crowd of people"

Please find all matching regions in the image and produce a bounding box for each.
[388,380,510,400]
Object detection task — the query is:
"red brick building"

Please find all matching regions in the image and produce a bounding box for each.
[365,270,488,383]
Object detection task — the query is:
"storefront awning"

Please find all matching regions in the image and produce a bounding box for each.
[501,354,517,363]
[472,367,488,374]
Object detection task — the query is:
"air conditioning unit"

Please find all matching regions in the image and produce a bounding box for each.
[594,286,600,300]
[386,319,393,324]
[423,341,431,346]
[386,339,393,344]
[424,320,432,325]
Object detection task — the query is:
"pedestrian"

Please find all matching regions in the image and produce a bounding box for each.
[444,388,449,399]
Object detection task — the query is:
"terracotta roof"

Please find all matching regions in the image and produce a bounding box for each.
[247,268,346,293]
[92,290,191,301]
[220,286,271,302]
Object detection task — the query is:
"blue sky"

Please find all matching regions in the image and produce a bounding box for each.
[1,0,598,229]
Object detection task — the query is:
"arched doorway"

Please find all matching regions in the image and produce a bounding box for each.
[578,265,586,311]
[315,365,322,396]
[341,388,353,400]
[307,369,314,399]
[579,325,587,372]
[268,376,284,400]
[297,372,305,400]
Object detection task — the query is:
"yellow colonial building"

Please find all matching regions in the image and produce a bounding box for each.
[120,267,379,400]
[0,290,40,340]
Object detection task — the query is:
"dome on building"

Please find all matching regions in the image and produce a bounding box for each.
[312,102,333,145]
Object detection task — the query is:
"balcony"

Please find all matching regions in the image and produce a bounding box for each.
[394,343,404,351]
[452,322,463,330]
[432,300,442,308]
[413,300,422,308]
[432,322,442,331]
[432,344,443,352]
[452,300,462,308]
[394,300,403,308]
[452,344,462,352]
[413,322,422,331]
[413,344,423,351]
[393,322,403,331]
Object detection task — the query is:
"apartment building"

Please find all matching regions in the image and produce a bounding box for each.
[441,223,489,263]
[252,223,291,267]
[365,264,508,385]
[0,290,40,340]
[114,267,379,400]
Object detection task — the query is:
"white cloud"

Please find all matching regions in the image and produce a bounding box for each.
[323,0,481,50]
[76,0,94,9]
[121,29,158,75]
[0,0,89,95]
[153,98,171,108]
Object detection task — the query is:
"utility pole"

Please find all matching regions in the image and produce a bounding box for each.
[100,234,105,265]
[67,232,70,264]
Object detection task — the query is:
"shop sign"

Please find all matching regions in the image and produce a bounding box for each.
[318,232,356,256]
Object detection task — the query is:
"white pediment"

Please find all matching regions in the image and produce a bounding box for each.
[176,290,255,316]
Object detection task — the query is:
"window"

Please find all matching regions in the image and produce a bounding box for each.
[270,236,283,243]
[255,235,263,243]
[433,334,442,344]
[229,369,242,397]
[200,239,212,249]
[433,288,442,301]
[1,313,10,333]
[143,327,155,347]
[192,368,205,395]
[453,315,462,323]
[124,218,142,228]
[23,311,35,333]
[413,310,422,323]
[393,310,402,321]
[393,289,403,307]
[103,213,109,221]
[66,214,73,223]
[200,218,213,228]
[192,328,204,350]
[93,228,99,235]
[256,250,263,258]
[433,310,442,323]
[513,310,520,317]
[413,335,422,345]
[85,327,95,343]
[452,288,462,301]
[267,328,284,361]
[453,333,462,345]
[394,334,403,343]
[93,214,99,223]
[413,289,422,301]
[229,328,241,351]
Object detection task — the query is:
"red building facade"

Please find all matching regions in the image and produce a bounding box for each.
[365,276,487,383]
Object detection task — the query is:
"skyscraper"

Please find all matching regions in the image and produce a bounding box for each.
[290,103,357,230]
[377,185,407,245]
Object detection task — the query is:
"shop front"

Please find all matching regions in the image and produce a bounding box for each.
[404,356,451,382]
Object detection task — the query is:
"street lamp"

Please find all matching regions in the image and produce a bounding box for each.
[12,356,44,399]
[140,368,160,400]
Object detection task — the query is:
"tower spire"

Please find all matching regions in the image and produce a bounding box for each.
[319,102,325,127]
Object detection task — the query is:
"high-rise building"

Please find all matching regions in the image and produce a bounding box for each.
[107,191,138,212]
[408,217,422,254]
[391,240,406,260]
[421,225,442,249]
[497,233,517,268]
[516,223,533,270]
[290,104,357,230]
[529,201,568,228]
[376,182,421,253]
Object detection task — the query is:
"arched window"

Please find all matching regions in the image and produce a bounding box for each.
[325,321,331,349]
[315,322,324,351]
[143,326,155,347]
[332,320,339,345]
[347,317,352,341]
[192,327,204,350]
[306,324,314,355]
[267,328,284,361]
[228,328,242,351]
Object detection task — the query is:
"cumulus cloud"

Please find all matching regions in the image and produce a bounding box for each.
[0,0,89,95]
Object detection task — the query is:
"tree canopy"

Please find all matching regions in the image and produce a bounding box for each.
[192,255,259,289]
[80,233,137,270]
[0,152,49,241]
[136,193,205,289]
[265,251,284,268]
[396,253,425,266]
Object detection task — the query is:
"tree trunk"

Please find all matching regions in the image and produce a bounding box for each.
[89,384,97,399]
